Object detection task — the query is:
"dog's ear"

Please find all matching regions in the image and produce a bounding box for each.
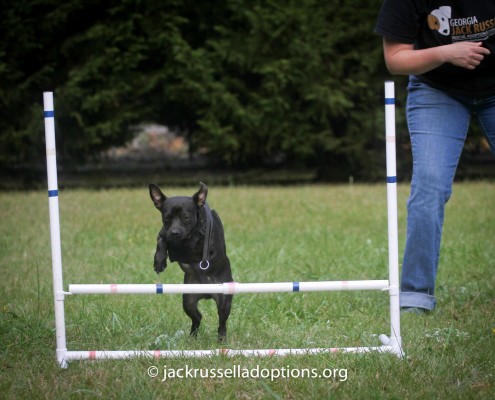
[149,184,167,210]
[193,182,208,207]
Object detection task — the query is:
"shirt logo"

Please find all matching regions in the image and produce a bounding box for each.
[427,6,495,42]
[427,6,452,36]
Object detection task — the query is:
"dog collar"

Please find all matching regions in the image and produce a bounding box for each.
[198,203,213,271]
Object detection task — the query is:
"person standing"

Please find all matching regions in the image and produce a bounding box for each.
[375,1,495,312]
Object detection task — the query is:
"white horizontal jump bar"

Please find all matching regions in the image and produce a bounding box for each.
[68,280,389,295]
[64,345,398,362]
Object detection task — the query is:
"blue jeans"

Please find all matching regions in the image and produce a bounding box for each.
[401,76,495,310]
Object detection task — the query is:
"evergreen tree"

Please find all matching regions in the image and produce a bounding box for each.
[0,0,389,179]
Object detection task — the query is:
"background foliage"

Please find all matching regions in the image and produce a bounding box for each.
[1,0,398,180]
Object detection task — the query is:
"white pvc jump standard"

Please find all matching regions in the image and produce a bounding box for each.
[44,92,68,368]
[44,81,403,368]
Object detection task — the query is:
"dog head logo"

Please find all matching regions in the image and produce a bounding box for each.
[427,6,451,36]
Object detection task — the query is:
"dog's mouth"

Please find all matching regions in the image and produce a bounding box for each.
[166,232,185,243]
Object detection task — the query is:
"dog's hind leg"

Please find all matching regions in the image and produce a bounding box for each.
[215,294,233,342]
[183,294,202,337]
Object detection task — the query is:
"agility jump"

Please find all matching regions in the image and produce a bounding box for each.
[44,81,403,368]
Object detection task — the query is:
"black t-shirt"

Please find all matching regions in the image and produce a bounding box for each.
[375,0,495,98]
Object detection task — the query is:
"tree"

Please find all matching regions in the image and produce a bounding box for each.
[193,0,389,177]
[0,0,389,180]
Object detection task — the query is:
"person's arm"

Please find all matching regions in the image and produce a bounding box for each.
[383,37,491,75]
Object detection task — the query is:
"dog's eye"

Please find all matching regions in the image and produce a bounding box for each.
[182,215,190,222]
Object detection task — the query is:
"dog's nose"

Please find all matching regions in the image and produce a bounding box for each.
[170,229,180,237]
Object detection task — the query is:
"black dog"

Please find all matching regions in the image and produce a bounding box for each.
[149,182,233,342]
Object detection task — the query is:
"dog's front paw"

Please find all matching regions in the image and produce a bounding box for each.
[154,232,167,274]
[154,260,166,274]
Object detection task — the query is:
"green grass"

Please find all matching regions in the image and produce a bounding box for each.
[1,182,494,399]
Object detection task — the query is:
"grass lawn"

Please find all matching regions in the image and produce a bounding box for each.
[1,182,494,399]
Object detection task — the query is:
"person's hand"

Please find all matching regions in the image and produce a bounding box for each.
[440,41,491,70]
[383,38,491,75]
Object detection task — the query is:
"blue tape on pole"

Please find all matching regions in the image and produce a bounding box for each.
[387,176,397,183]
[44,111,55,118]
[48,190,58,197]
[156,284,163,294]
[293,282,300,292]
[385,98,395,105]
